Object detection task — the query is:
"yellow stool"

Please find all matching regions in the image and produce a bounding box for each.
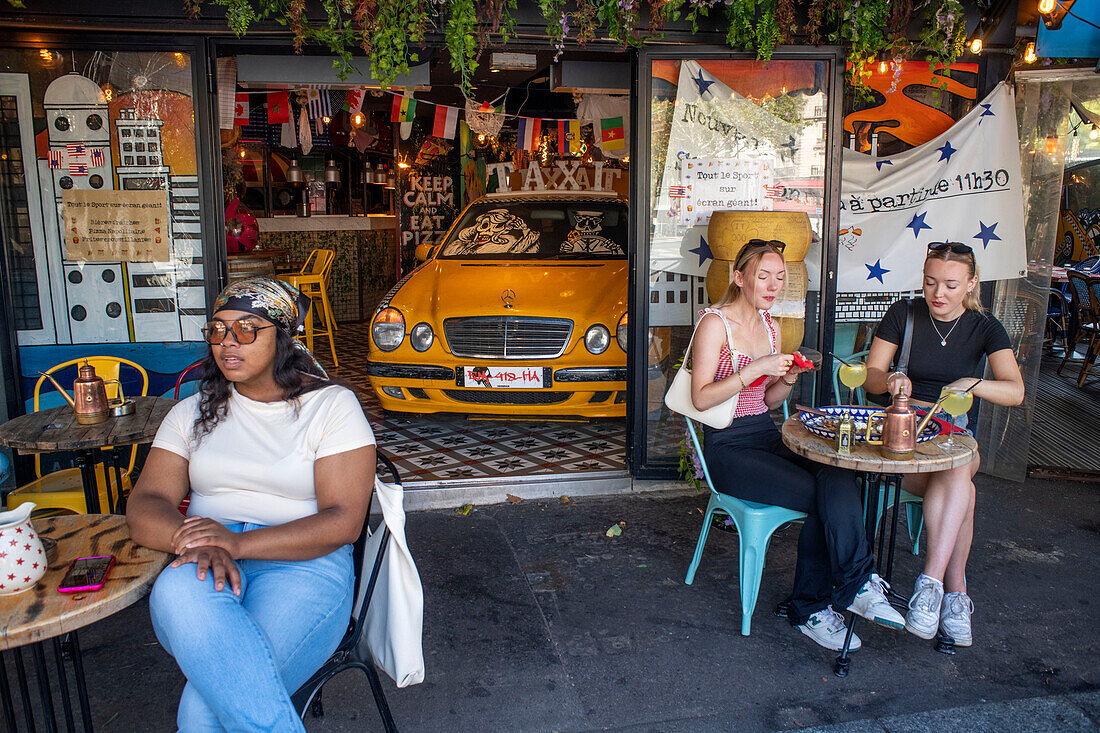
[278,249,338,367]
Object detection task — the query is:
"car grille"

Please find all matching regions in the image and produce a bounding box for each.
[443,390,573,405]
[443,317,573,359]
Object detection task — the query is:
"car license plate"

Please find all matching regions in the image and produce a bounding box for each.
[461,366,546,388]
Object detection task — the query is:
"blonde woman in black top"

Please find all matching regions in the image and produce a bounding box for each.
[865,243,1024,648]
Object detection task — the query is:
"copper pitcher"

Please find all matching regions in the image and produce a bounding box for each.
[863,391,922,460]
[38,361,113,425]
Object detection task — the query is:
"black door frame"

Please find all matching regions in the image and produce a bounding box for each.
[627,45,847,479]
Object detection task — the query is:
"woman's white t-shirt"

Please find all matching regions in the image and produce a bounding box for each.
[152,384,376,527]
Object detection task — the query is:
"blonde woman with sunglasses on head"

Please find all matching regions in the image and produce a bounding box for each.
[865,243,1024,647]
[692,239,905,653]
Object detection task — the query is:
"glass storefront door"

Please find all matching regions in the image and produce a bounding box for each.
[630,49,844,477]
[0,44,219,408]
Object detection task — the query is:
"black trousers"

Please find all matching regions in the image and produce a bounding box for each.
[703,413,875,625]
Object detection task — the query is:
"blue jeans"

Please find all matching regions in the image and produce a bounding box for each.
[149,523,354,733]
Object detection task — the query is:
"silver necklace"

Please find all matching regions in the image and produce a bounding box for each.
[929,311,963,347]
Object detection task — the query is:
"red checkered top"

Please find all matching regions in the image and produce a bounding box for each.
[704,308,778,418]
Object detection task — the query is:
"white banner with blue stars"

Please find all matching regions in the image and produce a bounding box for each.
[838,82,1027,293]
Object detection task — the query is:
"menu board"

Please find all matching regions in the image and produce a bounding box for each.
[62,190,171,262]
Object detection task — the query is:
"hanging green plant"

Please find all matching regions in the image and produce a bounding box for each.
[181,0,967,98]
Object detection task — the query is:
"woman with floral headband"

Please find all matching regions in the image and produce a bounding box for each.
[127,277,376,731]
[865,242,1024,647]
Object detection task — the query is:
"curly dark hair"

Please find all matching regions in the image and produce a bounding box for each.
[193,327,337,440]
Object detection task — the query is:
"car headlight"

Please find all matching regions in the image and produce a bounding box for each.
[616,313,628,351]
[371,308,405,351]
[585,324,611,355]
[410,322,434,352]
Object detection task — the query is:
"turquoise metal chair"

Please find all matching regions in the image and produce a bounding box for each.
[867,478,925,557]
[683,418,808,636]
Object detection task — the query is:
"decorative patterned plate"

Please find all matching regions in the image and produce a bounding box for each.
[798,405,944,443]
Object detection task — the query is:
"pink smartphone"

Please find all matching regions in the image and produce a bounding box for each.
[57,555,116,593]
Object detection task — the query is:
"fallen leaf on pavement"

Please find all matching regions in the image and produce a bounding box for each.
[606,524,622,537]
[506,494,522,505]
[559,495,573,504]
[456,503,473,516]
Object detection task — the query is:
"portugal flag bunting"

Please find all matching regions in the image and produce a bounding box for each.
[432,105,459,139]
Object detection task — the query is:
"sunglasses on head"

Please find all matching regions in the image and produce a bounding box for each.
[746,238,786,252]
[201,318,276,345]
[928,242,974,256]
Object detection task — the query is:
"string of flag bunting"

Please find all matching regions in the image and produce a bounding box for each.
[232,87,626,152]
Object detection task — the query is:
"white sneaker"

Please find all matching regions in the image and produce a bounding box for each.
[905,576,944,639]
[797,606,862,652]
[847,573,905,630]
[939,591,974,647]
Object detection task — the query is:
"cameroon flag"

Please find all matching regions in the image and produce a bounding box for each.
[391,94,417,123]
[601,116,625,151]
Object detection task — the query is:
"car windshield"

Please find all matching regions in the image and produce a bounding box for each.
[437,201,626,259]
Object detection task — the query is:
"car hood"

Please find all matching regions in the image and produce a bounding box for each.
[391,259,627,324]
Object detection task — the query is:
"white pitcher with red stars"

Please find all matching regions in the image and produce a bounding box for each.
[0,503,47,595]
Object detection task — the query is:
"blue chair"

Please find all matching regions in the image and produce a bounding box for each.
[683,418,808,636]
[867,481,924,556]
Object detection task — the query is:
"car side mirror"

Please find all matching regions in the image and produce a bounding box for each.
[414,244,435,262]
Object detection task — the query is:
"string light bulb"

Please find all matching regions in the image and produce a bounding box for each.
[322,115,331,125]
[350,112,365,128]
[969,38,983,55]
[879,60,887,73]
[1024,42,1037,63]
[1038,0,1055,13]
[1091,125,1099,141]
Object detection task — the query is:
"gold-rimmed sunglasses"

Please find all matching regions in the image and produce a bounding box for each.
[201,319,276,345]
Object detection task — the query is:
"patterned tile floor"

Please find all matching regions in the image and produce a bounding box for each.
[321,322,628,484]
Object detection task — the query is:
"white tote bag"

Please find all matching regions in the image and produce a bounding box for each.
[663,309,740,429]
[359,476,426,688]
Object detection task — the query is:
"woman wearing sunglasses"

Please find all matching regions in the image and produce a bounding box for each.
[692,240,905,652]
[127,277,376,731]
[865,242,1024,647]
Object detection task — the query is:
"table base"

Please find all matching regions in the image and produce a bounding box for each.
[835,472,906,678]
[1,632,93,732]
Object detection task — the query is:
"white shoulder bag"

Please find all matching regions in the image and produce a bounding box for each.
[360,475,426,687]
[663,309,740,429]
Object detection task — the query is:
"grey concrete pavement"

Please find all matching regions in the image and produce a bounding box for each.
[52,473,1100,730]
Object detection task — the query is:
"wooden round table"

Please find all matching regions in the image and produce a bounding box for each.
[0,514,170,731]
[781,415,978,475]
[781,415,978,676]
[0,396,175,514]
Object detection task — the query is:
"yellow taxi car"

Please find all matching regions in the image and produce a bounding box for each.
[366,191,628,417]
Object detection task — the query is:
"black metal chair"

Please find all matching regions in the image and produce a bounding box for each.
[291,451,399,732]
[1046,288,1071,354]
[1058,270,1099,378]
[1076,277,1100,388]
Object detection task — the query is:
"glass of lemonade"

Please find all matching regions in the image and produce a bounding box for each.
[838,362,867,404]
[938,387,974,448]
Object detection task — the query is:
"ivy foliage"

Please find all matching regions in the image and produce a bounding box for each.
[182,0,966,96]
